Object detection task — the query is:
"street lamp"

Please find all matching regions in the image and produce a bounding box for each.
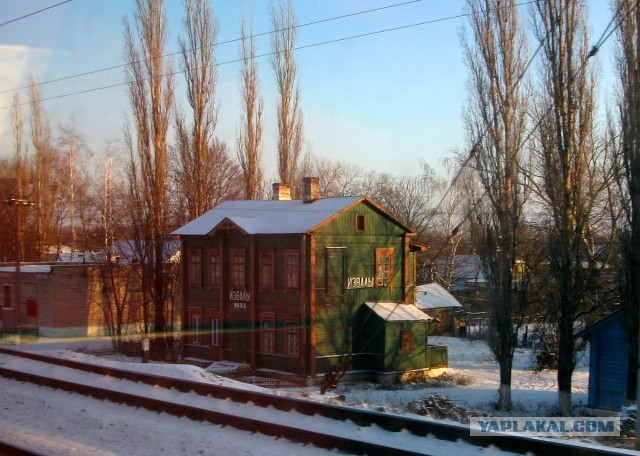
[4,198,32,348]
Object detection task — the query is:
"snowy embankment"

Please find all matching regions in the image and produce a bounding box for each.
[11,335,590,416]
[1,335,623,456]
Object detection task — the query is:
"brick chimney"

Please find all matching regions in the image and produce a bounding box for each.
[302,177,319,203]
[272,183,291,201]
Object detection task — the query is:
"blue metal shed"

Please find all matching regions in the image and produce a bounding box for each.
[576,311,628,410]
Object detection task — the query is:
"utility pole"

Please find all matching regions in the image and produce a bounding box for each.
[4,198,32,348]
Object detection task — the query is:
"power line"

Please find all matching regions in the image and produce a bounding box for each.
[0,1,537,110]
[427,0,632,261]
[0,1,71,28]
[0,0,422,95]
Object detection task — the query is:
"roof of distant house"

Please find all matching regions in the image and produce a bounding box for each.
[364,302,433,321]
[0,265,52,274]
[173,196,414,236]
[415,282,463,310]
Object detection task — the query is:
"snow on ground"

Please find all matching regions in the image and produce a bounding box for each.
[327,336,590,417]
[0,335,631,455]
[11,334,590,414]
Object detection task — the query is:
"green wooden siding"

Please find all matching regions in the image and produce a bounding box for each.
[311,200,415,373]
[427,344,448,368]
[314,203,407,237]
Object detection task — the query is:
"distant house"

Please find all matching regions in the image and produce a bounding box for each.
[0,242,180,340]
[438,254,488,293]
[415,282,462,335]
[0,263,137,337]
[173,177,437,383]
[576,311,628,411]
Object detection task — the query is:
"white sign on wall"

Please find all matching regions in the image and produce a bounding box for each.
[229,290,250,310]
[346,277,374,289]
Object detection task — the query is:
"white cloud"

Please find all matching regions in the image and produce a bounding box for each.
[0,45,51,157]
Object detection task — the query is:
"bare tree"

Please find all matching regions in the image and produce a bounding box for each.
[611,0,640,436]
[298,152,366,198]
[372,166,438,238]
[176,0,220,219]
[462,0,529,410]
[237,15,264,200]
[124,0,175,346]
[28,77,57,261]
[56,122,90,258]
[532,0,600,416]
[8,93,28,263]
[271,0,303,190]
[425,157,472,288]
[11,93,25,201]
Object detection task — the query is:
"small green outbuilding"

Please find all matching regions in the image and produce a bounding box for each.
[353,302,447,382]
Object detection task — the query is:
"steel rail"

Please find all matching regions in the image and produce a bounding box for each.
[0,348,630,456]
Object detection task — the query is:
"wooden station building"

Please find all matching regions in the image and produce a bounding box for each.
[173,177,433,381]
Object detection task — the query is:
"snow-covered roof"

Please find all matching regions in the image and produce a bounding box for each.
[415,282,462,310]
[95,240,181,264]
[172,197,366,236]
[364,302,433,321]
[0,265,52,274]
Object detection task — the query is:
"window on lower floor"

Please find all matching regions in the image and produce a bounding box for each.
[26,299,37,317]
[188,308,202,345]
[209,314,221,347]
[3,285,12,308]
[400,330,414,351]
[260,314,275,353]
[285,320,300,357]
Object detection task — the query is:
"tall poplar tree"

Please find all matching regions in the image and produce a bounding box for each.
[271,0,303,191]
[28,78,56,261]
[124,0,174,343]
[463,0,529,411]
[175,0,222,220]
[612,0,640,435]
[533,0,598,416]
[237,15,264,200]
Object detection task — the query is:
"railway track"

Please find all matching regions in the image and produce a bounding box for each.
[0,347,631,456]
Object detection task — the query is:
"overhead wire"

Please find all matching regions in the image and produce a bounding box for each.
[0,0,538,110]
[0,1,71,28]
[0,0,423,95]
[425,0,635,281]
[516,0,638,171]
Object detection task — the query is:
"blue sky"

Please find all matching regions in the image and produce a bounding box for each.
[0,0,619,179]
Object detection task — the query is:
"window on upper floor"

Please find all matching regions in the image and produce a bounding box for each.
[208,249,221,288]
[326,248,346,298]
[355,214,366,232]
[259,250,275,292]
[188,249,202,288]
[231,249,246,289]
[284,249,300,290]
[375,247,393,288]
